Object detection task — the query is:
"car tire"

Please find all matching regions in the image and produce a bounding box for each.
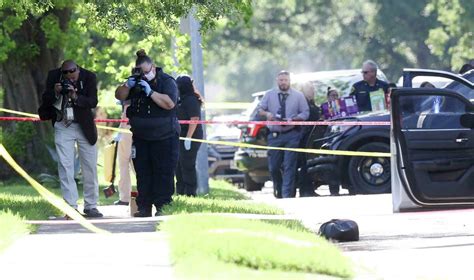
[244,173,264,192]
[348,142,391,194]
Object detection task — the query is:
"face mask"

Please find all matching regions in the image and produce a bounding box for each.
[144,68,155,81]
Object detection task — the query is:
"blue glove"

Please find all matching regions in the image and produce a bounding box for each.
[139,80,153,97]
[126,77,136,88]
[184,139,191,151]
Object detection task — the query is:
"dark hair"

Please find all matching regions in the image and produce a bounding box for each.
[388,83,397,88]
[459,63,474,74]
[135,49,153,65]
[327,87,338,97]
[176,74,204,104]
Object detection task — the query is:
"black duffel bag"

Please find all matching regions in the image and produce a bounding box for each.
[318,219,359,242]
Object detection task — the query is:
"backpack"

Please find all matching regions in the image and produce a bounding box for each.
[318,219,359,242]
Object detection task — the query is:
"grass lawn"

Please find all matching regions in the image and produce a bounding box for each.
[0,211,30,253]
[163,179,283,215]
[160,215,353,279]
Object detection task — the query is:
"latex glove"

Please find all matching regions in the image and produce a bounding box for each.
[139,80,153,97]
[126,77,136,88]
[184,139,191,151]
[114,133,122,142]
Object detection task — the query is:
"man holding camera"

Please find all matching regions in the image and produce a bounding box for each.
[258,71,309,198]
[39,60,103,218]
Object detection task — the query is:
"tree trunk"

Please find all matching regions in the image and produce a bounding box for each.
[0,8,71,177]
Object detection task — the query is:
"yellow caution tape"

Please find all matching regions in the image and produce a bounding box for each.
[96,124,132,134]
[0,144,109,234]
[1,107,389,157]
[181,137,391,158]
[0,108,39,118]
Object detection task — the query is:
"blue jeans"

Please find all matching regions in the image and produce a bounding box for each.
[267,129,301,198]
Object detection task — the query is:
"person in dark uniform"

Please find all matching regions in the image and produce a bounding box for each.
[176,75,204,196]
[115,49,179,217]
[297,82,320,197]
[350,60,389,112]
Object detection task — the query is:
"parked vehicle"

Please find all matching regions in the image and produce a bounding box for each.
[308,69,474,195]
[233,69,388,191]
[207,115,244,183]
[392,69,473,211]
[234,68,474,194]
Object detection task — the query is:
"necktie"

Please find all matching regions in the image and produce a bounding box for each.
[279,93,288,119]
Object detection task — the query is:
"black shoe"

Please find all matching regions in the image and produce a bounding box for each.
[133,211,152,218]
[300,192,316,197]
[114,200,129,206]
[83,208,104,218]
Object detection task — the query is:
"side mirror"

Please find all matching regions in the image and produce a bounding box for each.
[460,113,474,129]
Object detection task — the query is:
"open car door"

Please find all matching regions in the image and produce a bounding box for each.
[392,70,474,212]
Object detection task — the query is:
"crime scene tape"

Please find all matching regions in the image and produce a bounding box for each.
[1,107,390,156]
[181,137,391,158]
[0,144,109,234]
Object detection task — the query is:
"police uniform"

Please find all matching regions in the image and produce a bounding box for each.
[350,79,389,112]
[126,68,180,216]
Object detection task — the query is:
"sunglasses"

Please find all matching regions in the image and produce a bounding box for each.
[361,70,372,74]
[62,68,77,74]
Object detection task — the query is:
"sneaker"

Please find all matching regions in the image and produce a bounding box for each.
[114,200,129,206]
[133,211,152,218]
[83,208,104,218]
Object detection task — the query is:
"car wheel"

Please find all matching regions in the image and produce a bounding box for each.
[244,173,264,191]
[348,142,391,194]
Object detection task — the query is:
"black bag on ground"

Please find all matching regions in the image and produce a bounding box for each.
[318,219,359,242]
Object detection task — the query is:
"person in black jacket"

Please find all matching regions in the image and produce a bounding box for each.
[115,49,179,217]
[38,60,103,218]
[297,82,321,197]
[176,75,204,196]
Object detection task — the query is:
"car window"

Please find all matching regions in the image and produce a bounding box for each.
[400,94,469,129]
[443,71,474,100]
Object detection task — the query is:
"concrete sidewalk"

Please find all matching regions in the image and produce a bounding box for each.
[248,185,474,279]
[0,205,174,280]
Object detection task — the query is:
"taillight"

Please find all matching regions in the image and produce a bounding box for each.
[248,124,263,138]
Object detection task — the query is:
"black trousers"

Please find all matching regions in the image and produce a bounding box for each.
[176,139,201,196]
[132,134,179,213]
[297,127,313,196]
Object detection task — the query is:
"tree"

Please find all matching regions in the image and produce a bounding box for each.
[204,0,471,100]
[0,0,251,175]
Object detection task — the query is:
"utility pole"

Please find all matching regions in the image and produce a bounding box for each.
[188,7,209,194]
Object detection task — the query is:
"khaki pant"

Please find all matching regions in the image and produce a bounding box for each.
[54,122,99,209]
[117,126,135,203]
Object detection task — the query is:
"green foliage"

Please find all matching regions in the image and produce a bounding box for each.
[425,0,474,69]
[205,0,472,99]
[0,210,31,253]
[2,122,35,159]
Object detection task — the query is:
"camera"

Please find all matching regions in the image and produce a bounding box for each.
[129,67,145,97]
[131,67,144,82]
[60,79,73,95]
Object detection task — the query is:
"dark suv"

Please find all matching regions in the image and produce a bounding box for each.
[307,68,474,194]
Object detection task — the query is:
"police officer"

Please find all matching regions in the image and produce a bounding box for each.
[350,60,389,112]
[115,49,179,217]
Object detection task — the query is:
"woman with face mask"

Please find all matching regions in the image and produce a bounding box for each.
[115,49,180,217]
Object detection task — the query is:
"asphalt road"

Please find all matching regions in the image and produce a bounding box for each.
[247,184,474,280]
